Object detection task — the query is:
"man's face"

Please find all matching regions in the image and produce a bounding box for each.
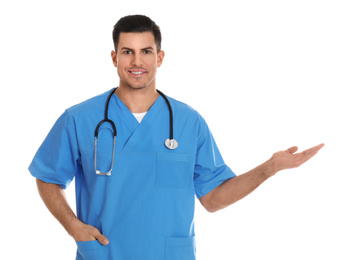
[111,32,164,90]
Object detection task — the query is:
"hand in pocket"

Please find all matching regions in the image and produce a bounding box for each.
[71,221,109,245]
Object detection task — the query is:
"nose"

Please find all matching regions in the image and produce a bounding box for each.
[131,52,143,67]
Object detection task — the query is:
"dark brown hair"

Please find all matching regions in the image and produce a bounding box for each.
[112,15,162,52]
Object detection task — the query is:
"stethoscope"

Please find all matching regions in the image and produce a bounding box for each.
[94,87,178,176]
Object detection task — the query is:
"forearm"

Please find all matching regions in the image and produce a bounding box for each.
[36,179,109,244]
[36,179,81,237]
[200,143,324,212]
[200,159,274,212]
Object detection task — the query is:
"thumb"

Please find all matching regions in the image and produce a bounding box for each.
[94,232,109,245]
[286,146,298,154]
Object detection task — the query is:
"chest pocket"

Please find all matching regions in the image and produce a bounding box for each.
[156,152,194,189]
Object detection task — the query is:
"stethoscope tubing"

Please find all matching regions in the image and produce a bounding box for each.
[156,89,173,141]
[94,88,118,138]
[94,87,177,176]
[94,87,176,145]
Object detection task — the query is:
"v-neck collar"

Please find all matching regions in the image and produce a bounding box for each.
[109,92,166,151]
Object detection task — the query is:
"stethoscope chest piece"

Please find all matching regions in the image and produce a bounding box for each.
[165,138,178,150]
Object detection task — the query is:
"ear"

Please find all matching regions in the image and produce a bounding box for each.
[157,50,165,68]
[111,50,117,67]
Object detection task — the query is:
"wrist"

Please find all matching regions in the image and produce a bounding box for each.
[66,217,84,239]
[260,158,277,179]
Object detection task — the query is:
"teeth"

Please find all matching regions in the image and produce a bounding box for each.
[132,71,143,74]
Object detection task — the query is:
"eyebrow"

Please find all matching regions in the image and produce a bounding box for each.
[120,46,154,51]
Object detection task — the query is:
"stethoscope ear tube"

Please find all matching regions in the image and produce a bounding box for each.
[94,88,118,176]
[95,135,116,176]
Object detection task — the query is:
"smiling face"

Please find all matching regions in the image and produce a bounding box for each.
[111,32,165,90]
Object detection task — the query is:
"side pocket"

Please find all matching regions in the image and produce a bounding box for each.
[165,236,196,260]
[76,240,109,260]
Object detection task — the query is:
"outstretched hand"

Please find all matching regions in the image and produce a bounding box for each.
[268,143,325,176]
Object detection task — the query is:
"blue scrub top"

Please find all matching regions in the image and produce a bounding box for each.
[29,89,235,260]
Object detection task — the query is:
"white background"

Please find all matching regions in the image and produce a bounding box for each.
[1,0,348,259]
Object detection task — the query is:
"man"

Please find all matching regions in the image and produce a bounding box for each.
[29,15,324,260]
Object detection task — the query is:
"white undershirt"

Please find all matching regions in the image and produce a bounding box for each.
[132,112,147,123]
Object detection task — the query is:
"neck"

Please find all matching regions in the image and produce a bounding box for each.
[115,85,159,113]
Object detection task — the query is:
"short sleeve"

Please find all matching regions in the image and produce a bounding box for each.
[194,115,235,199]
[28,110,80,189]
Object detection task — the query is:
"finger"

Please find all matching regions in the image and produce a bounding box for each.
[315,143,325,151]
[286,146,298,154]
[302,143,325,157]
[88,225,109,245]
[95,233,109,245]
[297,143,325,164]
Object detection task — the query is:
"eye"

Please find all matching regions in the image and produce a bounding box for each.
[123,50,133,54]
[143,49,152,54]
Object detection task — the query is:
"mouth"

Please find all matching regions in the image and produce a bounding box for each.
[128,69,147,77]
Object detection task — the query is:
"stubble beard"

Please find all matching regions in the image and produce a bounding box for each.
[121,75,156,91]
